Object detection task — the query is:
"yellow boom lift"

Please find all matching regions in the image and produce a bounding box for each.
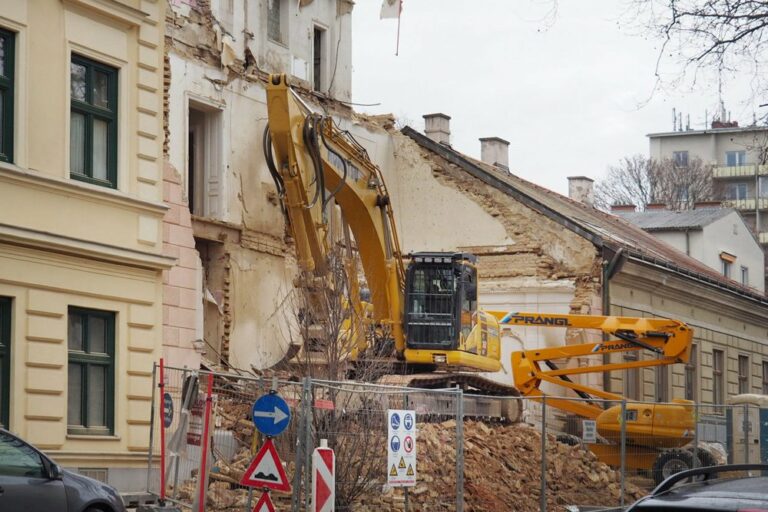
[264,75,700,483]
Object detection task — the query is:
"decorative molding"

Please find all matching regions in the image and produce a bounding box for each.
[0,163,167,216]
[62,0,149,27]
[0,223,175,271]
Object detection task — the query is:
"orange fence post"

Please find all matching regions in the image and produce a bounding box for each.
[159,358,166,503]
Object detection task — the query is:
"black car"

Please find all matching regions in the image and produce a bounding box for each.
[0,428,126,512]
[626,463,768,511]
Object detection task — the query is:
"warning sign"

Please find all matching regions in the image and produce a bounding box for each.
[582,419,597,444]
[387,409,416,487]
[252,491,276,512]
[240,438,292,493]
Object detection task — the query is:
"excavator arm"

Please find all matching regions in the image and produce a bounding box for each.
[264,74,406,356]
[486,311,693,419]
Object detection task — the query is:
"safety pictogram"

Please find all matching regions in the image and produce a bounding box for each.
[252,492,276,512]
[240,438,292,493]
[406,464,414,476]
[404,435,414,453]
[398,456,406,469]
[389,464,397,476]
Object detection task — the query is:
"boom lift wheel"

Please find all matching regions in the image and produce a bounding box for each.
[652,448,700,486]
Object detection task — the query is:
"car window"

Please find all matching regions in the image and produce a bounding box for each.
[0,432,46,478]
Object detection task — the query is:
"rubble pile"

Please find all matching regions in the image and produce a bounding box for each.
[354,420,645,512]
[173,399,646,511]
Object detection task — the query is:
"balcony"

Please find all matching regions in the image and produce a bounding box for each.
[721,197,768,210]
[713,164,765,178]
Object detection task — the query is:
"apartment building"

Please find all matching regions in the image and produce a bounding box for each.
[0,0,169,491]
[648,121,768,288]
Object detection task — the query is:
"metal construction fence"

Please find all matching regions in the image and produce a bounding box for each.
[146,363,768,512]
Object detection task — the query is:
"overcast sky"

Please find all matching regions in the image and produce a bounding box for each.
[351,1,762,195]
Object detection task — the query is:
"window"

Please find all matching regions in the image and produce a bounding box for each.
[656,364,669,402]
[685,344,697,401]
[187,103,222,217]
[67,307,115,435]
[738,354,750,394]
[624,350,640,400]
[0,298,10,429]
[741,266,749,286]
[726,150,747,166]
[726,182,748,200]
[713,349,725,407]
[0,432,45,479]
[763,361,768,395]
[267,0,285,43]
[70,55,118,188]
[313,26,325,92]
[721,259,731,278]
[0,29,14,163]
[673,150,689,167]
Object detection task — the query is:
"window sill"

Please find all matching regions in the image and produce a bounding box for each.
[267,38,289,50]
[66,434,121,441]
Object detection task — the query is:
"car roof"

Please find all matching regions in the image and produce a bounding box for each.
[634,476,768,510]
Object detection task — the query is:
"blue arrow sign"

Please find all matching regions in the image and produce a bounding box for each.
[252,393,291,437]
[163,392,174,428]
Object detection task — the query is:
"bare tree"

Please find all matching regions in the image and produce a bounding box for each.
[277,241,393,509]
[595,154,713,210]
[629,1,768,101]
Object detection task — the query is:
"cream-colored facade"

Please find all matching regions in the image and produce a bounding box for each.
[0,0,170,491]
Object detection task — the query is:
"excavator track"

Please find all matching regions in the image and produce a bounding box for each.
[376,373,523,423]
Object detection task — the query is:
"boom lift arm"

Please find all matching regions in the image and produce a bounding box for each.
[486,311,693,419]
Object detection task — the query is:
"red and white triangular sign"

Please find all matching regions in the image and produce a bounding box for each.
[240,438,292,493]
[252,491,276,512]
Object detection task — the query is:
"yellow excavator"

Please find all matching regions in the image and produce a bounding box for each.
[264,74,700,483]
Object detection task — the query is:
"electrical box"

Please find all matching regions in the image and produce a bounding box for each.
[726,394,768,464]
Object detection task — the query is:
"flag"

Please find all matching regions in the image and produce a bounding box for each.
[380,0,401,19]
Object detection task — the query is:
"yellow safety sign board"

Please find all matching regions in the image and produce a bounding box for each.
[398,456,406,469]
[406,464,414,476]
[390,464,398,477]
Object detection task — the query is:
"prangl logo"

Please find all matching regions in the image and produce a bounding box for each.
[509,315,571,327]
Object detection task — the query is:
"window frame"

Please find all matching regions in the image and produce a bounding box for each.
[0,28,15,163]
[741,266,749,286]
[673,150,689,167]
[726,150,747,166]
[738,354,750,394]
[763,361,768,395]
[721,259,731,278]
[684,343,697,401]
[0,297,10,429]
[69,54,118,189]
[713,349,725,410]
[267,0,286,44]
[67,307,115,436]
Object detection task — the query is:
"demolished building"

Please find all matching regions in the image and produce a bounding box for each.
[163,0,768,419]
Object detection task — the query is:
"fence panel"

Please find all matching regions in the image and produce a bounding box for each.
[147,367,768,512]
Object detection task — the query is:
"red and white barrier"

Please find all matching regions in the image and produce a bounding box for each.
[312,439,335,512]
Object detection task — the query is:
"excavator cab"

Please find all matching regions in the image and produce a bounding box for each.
[404,252,477,351]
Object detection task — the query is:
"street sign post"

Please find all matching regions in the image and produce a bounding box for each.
[312,439,335,512]
[387,409,417,486]
[252,393,291,437]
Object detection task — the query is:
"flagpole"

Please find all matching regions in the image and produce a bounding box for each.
[395,1,402,56]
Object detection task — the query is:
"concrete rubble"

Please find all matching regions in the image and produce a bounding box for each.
[171,404,644,511]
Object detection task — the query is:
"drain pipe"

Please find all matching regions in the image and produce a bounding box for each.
[601,248,625,392]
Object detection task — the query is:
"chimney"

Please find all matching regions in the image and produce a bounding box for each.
[645,203,666,210]
[423,113,451,145]
[610,204,636,212]
[567,176,594,206]
[479,137,510,170]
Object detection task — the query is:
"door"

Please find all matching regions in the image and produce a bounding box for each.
[0,297,10,428]
[0,431,66,511]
